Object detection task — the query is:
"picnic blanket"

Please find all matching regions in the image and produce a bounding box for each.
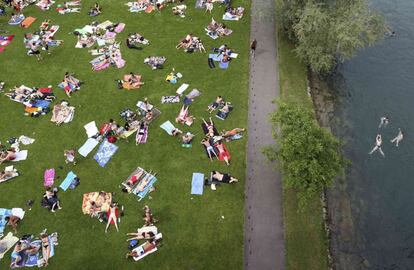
[135,125,148,144]
[191,173,204,195]
[93,140,118,167]
[60,171,77,191]
[160,121,176,136]
[161,96,180,104]
[21,17,36,28]
[0,233,19,259]
[43,169,55,187]
[78,138,99,157]
[84,121,99,138]
[82,192,112,215]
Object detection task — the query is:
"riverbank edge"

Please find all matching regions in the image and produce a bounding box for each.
[277,32,329,269]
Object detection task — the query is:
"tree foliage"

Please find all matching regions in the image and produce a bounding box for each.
[280,0,387,73]
[264,101,346,208]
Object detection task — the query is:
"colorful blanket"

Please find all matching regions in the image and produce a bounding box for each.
[93,140,118,167]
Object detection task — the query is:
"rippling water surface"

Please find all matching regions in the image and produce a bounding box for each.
[333,0,414,269]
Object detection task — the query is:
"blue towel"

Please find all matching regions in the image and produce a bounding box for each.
[219,61,230,69]
[33,99,51,108]
[78,138,99,157]
[160,121,176,136]
[135,176,157,201]
[209,53,223,62]
[191,173,204,195]
[0,208,12,234]
[60,171,77,191]
[93,140,119,167]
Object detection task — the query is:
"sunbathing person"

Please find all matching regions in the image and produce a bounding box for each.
[126,33,149,48]
[0,170,15,182]
[0,150,16,164]
[144,56,166,70]
[118,72,144,89]
[207,96,224,113]
[125,238,161,259]
[43,187,62,212]
[40,232,51,266]
[215,141,230,165]
[221,128,245,137]
[126,230,155,242]
[105,203,119,233]
[143,205,157,226]
[211,170,238,183]
[10,241,24,268]
[202,117,216,137]
[172,4,186,17]
[201,138,218,161]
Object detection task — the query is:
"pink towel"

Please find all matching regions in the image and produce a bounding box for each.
[44,169,55,187]
[115,23,125,33]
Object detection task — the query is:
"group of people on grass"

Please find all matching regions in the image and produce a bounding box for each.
[0,0,248,266]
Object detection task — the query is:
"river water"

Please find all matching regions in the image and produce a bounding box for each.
[330,0,414,269]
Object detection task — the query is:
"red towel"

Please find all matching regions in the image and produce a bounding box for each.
[106,207,119,224]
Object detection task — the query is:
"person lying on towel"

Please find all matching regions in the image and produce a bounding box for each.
[221,128,245,137]
[126,33,149,48]
[125,238,162,259]
[123,169,145,192]
[0,150,16,164]
[207,96,224,113]
[0,168,18,182]
[117,73,144,90]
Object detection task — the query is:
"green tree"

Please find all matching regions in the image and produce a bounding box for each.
[264,101,346,208]
[280,0,387,73]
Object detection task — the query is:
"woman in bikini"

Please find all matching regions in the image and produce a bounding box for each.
[202,117,215,137]
[40,233,51,266]
[215,141,230,165]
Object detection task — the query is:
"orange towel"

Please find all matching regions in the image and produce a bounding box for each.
[21,17,36,28]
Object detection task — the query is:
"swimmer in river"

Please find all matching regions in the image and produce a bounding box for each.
[390,128,404,147]
[378,116,389,128]
[369,134,385,157]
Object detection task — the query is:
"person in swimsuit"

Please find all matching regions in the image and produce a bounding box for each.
[207,96,223,113]
[10,241,23,268]
[202,117,215,137]
[215,141,230,165]
[105,203,119,233]
[211,171,238,183]
[126,230,155,241]
[221,128,245,137]
[0,150,16,164]
[201,138,218,161]
[369,134,385,157]
[5,215,21,233]
[390,128,404,147]
[40,233,51,266]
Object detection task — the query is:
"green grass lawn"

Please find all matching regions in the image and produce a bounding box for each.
[0,0,250,269]
[277,30,329,270]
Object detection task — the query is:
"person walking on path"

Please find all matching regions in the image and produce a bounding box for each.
[250,39,257,57]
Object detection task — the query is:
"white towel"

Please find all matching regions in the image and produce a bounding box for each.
[176,83,189,95]
[78,138,100,157]
[11,208,25,219]
[84,121,99,138]
[12,150,28,162]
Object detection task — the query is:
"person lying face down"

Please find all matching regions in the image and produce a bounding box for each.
[0,150,16,164]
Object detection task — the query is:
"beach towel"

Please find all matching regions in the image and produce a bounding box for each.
[209,53,222,62]
[21,17,36,28]
[136,126,148,144]
[84,121,99,138]
[97,20,112,30]
[0,166,19,184]
[44,169,55,187]
[195,0,205,8]
[183,89,201,105]
[0,233,19,259]
[115,23,125,33]
[226,133,243,142]
[12,150,28,162]
[176,83,189,95]
[8,15,25,25]
[161,96,180,104]
[191,173,204,195]
[0,208,12,235]
[78,138,99,157]
[60,171,77,191]
[93,140,118,167]
[160,121,176,136]
[135,175,156,201]
[216,106,233,120]
[132,243,158,261]
[223,14,239,21]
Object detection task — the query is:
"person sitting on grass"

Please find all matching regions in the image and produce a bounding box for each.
[43,187,62,212]
[5,215,21,233]
[88,2,101,16]
[0,170,15,182]
[182,132,194,145]
[64,149,76,165]
[143,205,158,226]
